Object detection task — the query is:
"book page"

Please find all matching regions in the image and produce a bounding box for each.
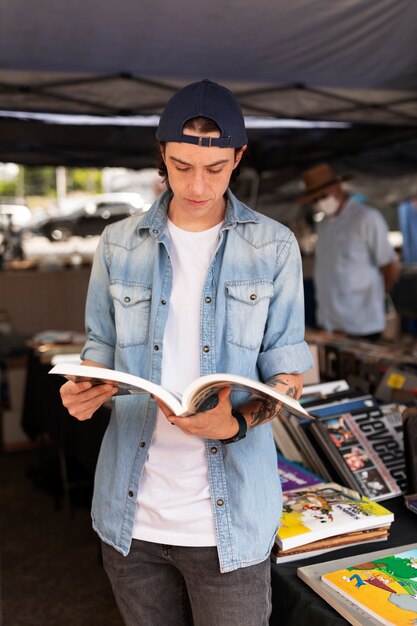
[50,365,311,418]
[182,373,310,418]
[49,363,184,415]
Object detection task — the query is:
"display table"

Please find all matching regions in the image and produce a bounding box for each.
[21,349,416,624]
[21,348,110,507]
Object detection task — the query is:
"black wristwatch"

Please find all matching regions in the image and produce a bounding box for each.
[220,409,247,445]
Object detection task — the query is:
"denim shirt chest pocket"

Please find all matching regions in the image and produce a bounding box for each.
[225,279,274,350]
[109,281,152,347]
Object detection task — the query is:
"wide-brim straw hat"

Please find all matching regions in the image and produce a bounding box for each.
[295,163,352,205]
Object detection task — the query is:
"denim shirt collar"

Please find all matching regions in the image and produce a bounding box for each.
[137,188,259,238]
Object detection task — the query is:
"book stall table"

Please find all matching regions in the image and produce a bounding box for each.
[270,496,416,625]
[305,328,417,400]
[21,343,417,623]
[21,345,111,508]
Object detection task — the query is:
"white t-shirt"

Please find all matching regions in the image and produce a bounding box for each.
[132,218,222,546]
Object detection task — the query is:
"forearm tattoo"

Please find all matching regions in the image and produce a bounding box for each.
[266,375,298,399]
[249,375,298,428]
[250,398,277,428]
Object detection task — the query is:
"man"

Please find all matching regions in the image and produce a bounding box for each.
[297,163,400,341]
[60,79,312,626]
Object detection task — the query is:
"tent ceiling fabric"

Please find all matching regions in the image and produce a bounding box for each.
[2,0,417,90]
[0,0,417,169]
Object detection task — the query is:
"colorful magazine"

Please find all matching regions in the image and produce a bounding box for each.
[297,543,417,626]
[276,453,324,493]
[308,395,377,417]
[306,404,406,501]
[277,483,394,551]
[322,547,417,625]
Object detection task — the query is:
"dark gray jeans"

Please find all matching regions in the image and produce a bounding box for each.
[101,539,272,626]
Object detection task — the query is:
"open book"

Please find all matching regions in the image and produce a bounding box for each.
[49,363,310,418]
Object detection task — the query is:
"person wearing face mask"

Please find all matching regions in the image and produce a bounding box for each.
[297,163,400,341]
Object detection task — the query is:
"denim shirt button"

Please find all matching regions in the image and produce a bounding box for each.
[205,296,212,303]
[124,296,131,303]
[216,498,224,506]
[140,442,146,448]
[250,293,257,301]
[128,491,134,497]
[210,446,218,454]
[203,345,210,353]
[154,345,159,351]
[152,229,159,235]
[161,299,166,305]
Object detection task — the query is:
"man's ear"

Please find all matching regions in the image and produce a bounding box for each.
[233,145,247,170]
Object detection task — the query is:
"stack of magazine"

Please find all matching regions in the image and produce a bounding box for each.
[298,542,417,625]
[272,482,394,563]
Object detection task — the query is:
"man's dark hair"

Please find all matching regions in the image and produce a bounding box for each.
[156,116,245,187]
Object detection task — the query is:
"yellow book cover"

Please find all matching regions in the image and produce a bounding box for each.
[277,483,394,551]
[322,548,417,625]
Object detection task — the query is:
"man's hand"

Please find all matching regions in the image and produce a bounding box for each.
[156,372,303,439]
[156,386,240,440]
[60,379,117,421]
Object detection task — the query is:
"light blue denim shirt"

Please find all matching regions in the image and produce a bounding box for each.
[81,189,312,573]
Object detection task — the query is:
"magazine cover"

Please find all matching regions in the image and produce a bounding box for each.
[276,453,324,493]
[277,483,394,551]
[297,543,417,626]
[322,547,417,625]
[348,405,407,494]
[308,395,377,417]
[309,405,406,501]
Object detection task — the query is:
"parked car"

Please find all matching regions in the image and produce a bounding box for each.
[28,193,146,241]
[0,204,32,231]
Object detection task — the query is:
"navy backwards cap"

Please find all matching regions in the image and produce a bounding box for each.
[156,79,248,148]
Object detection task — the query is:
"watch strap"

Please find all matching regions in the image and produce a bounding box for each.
[220,409,247,445]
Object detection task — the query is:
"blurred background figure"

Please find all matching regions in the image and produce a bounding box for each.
[397,198,417,334]
[0,209,25,268]
[297,163,400,341]
[398,198,417,264]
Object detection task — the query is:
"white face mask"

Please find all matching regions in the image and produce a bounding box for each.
[314,195,339,217]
